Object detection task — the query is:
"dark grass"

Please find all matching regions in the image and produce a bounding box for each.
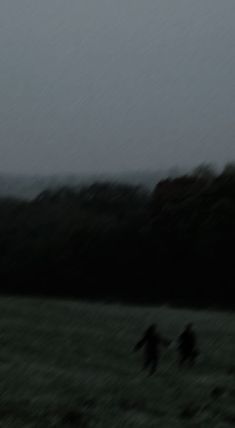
[0,297,234,427]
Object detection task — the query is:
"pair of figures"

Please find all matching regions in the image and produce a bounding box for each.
[134,323,198,376]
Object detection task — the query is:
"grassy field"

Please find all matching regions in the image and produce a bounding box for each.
[0,298,234,427]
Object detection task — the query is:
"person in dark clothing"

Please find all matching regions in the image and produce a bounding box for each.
[177,323,199,366]
[134,324,170,376]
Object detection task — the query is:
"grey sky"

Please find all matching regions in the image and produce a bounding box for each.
[0,0,234,174]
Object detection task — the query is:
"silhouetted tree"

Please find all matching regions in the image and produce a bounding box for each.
[0,171,234,308]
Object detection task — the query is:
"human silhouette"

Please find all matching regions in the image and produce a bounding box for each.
[177,323,199,366]
[134,324,170,376]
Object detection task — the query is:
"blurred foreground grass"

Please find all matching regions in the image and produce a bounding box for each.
[0,297,234,427]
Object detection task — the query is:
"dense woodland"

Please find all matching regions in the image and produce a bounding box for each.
[0,164,235,308]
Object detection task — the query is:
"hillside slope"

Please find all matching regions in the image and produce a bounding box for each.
[0,298,234,427]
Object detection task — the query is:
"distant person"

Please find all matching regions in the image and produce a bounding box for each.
[177,323,199,366]
[134,324,170,376]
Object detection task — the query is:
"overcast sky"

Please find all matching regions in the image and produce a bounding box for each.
[0,0,234,175]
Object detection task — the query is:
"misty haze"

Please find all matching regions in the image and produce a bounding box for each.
[0,0,234,175]
[0,3,235,428]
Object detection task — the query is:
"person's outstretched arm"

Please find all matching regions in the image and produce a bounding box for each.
[133,334,147,352]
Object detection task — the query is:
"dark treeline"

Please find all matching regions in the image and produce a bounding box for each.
[0,164,235,308]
